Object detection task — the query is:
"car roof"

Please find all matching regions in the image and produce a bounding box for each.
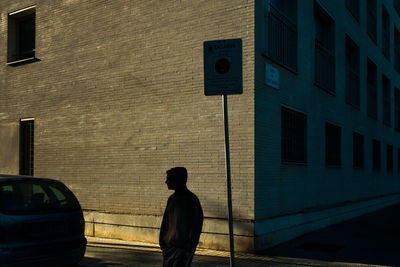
[0,174,58,183]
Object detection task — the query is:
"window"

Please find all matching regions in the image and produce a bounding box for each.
[367,58,378,120]
[267,0,298,71]
[395,1,400,17]
[395,88,400,132]
[281,107,307,163]
[346,0,360,21]
[345,36,360,108]
[395,27,400,73]
[353,132,364,169]
[372,139,381,171]
[382,6,390,61]
[325,123,341,167]
[387,144,393,173]
[398,148,400,173]
[19,119,34,176]
[382,75,391,126]
[314,4,335,94]
[367,0,377,44]
[0,180,80,215]
[7,6,36,63]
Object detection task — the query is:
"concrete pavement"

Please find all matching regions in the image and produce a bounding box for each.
[83,203,400,266]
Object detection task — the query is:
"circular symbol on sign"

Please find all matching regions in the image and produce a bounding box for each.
[215,58,231,74]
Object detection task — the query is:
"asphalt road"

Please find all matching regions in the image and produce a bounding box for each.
[78,203,400,267]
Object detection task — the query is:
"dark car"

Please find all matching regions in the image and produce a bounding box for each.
[0,174,86,266]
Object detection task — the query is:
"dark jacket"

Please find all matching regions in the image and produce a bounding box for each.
[159,189,203,252]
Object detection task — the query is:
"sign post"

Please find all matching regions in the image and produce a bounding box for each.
[204,38,242,267]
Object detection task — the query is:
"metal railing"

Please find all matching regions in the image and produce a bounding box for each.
[268,4,297,71]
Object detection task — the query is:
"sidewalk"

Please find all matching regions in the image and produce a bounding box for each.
[86,203,400,267]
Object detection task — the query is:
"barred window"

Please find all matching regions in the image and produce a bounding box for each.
[387,144,393,173]
[367,58,378,120]
[382,6,390,61]
[346,0,360,21]
[345,36,360,108]
[395,88,400,132]
[395,27,400,74]
[325,123,341,167]
[353,132,364,169]
[314,4,335,94]
[372,139,381,172]
[267,0,298,72]
[281,107,307,163]
[382,75,391,127]
[367,0,377,44]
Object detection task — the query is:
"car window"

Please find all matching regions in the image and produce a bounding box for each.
[0,179,80,215]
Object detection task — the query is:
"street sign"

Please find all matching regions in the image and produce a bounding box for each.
[203,39,243,96]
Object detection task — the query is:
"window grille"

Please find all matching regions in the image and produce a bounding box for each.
[314,5,335,94]
[382,7,390,61]
[367,0,377,44]
[353,132,364,169]
[382,75,391,126]
[345,36,360,108]
[372,139,381,171]
[267,0,298,71]
[281,107,307,163]
[387,144,393,173]
[367,59,378,120]
[325,123,341,167]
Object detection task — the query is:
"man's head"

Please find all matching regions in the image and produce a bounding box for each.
[165,167,188,190]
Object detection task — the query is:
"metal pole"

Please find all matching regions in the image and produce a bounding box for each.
[223,94,235,267]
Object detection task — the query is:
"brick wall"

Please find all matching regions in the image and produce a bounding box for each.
[0,0,255,249]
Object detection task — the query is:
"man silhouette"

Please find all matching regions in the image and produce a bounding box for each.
[159,167,203,267]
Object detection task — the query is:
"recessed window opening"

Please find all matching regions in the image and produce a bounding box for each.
[345,36,360,108]
[314,4,335,94]
[387,144,393,173]
[367,58,378,120]
[353,132,364,169]
[325,123,341,167]
[8,6,36,63]
[372,139,381,172]
[281,107,307,163]
[20,119,34,176]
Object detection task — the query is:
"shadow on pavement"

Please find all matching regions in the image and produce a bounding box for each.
[262,203,400,267]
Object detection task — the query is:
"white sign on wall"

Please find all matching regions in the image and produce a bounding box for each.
[265,63,279,89]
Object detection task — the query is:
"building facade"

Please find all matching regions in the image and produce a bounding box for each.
[0,0,399,252]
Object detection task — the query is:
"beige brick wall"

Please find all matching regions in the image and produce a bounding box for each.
[0,0,255,249]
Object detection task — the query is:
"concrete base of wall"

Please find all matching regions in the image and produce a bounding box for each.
[83,211,255,252]
[84,194,400,253]
[255,194,400,252]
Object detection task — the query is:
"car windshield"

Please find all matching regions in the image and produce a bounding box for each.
[0,179,80,215]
